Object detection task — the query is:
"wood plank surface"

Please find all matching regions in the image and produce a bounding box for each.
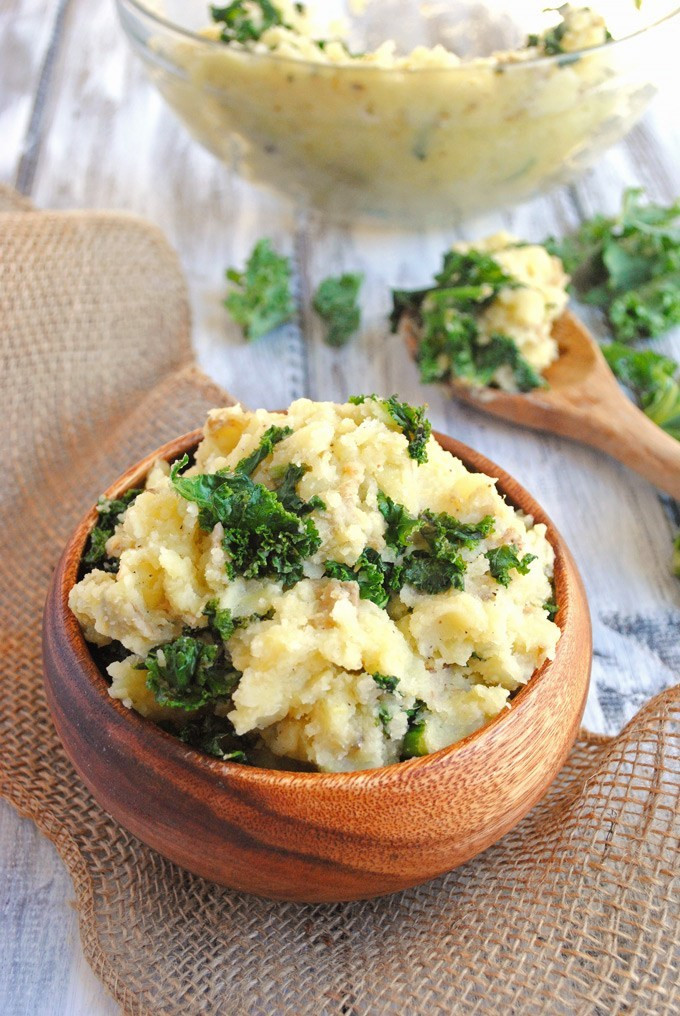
[1,0,679,1011]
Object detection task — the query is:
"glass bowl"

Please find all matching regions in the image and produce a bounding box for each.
[115,0,680,223]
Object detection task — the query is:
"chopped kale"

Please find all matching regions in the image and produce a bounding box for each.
[527,9,612,57]
[401,700,428,759]
[178,713,248,763]
[313,272,363,347]
[401,553,466,594]
[372,673,400,693]
[271,462,326,514]
[377,491,422,550]
[210,0,288,45]
[546,188,680,342]
[143,633,241,710]
[224,238,295,341]
[418,509,495,553]
[170,455,320,587]
[350,394,432,463]
[82,487,142,572]
[485,545,537,587]
[602,342,680,441]
[235,425,292,475]
[203,599,237,642]
[543,600,559,621]
[377,704,392,736]
[325,548,403,609]
[391,249,542,393]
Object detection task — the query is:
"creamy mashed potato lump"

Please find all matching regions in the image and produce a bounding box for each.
[70,398,560,772]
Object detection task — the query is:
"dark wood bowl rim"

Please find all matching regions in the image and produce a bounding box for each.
[57,425,577,787]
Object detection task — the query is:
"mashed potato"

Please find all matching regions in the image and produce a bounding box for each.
[143,2,658,220]
[70,398,560,772]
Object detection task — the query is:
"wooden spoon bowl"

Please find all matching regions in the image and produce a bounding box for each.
[403,310,680,499]
[42,428,591,903]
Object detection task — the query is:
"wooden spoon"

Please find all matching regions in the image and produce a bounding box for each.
[403,310,680,500]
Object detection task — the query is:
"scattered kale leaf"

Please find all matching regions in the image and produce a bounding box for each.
[350,394,432,463]
[224,238,295,341]
[546,188,680,342]
[210,0,288,45]
[203,599,237,642]
[372,673,399,693]
[82,487,142,572]
[144,633,241,710]
[235,424,292,476]
[401,700,428,759]
[324,548,403,609]
[485,545,537,587]
[313,272,363,347]
[178,713,248,763]
[401,553,465,595]
[602,342,680,441]
[170,455,321,587]
[391,249,542,393]
[377,704,392,736]
[271,462,326,514]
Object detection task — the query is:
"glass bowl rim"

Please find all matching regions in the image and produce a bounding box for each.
[117,0,680,75]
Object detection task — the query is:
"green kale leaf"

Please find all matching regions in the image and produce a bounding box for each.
[401,700,428,759]
[203,599,237,642]
[271,462,326,514]
[210,0,287,44]
[546,188,680,342]
[144,633,241,710]
[401,553,466,594]
[350,394,432,463]
[485,545,537,587]
[224,238,295,341]
[235,424,292,475]
[313,272,363,347]
[82,487,142,572]
[602,342,680,440]
[543,600,559,621]
[178,713,248,763]
[324,548,403,609]
[372,673,399,692]
[377,491,422,550]
[170,456,321,587]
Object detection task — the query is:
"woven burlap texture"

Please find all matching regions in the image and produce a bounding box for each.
[0,186,678,1016]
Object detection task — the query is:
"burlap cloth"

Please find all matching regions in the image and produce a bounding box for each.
[0,184,678,1016]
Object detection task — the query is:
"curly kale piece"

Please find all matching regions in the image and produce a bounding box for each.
[372,673,400,693]
[377,491,422,550]
[546,188,680,342]
[602,343,680,441]
[178,713,248,763]
[271,462,326,515]
[543,600,559,621]
[485,545,537,587]
[144,634,241,710]
[401,700,428,759]
[235,425,292,476]
[170,454,320,587]
[325,548,403,609]
[82,487,142,572]
[350,394,432,463]
[313,272,363,347]
[224,238,295,341]
[210,1,288,44]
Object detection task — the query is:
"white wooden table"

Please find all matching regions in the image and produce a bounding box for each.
[2,2,680,1013]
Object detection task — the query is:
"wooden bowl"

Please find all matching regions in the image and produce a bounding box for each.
[43,429,591,903]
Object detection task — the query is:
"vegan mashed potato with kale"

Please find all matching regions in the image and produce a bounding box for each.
[145,2,657,219]
[69,398,560,772]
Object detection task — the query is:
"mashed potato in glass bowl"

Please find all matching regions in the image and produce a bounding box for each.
[69,398,560,772]
[116,0,678,222]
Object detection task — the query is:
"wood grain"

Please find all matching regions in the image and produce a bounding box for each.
[42,429,591,903]
[403,310,680,499]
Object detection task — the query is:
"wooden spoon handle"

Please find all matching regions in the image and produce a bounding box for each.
[574,390,680,500]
